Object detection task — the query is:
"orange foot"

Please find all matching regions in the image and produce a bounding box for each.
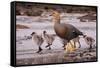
[65,43,77,53]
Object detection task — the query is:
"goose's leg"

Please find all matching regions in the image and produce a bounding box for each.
[63,44,66,47]
[48,46,51,50]
[69,41,77,52]
[64,45,66,50]
[48,44,52,50]
[36,46,42,53]
[89,43,92,49]
[69,41,74,48]
[45,43,52,50]
[78,40,81,48]
[73,41,76,48]
[63,44,66,50]
[62,40,67,50]
[63,45,65,50]
[45,44,49,48]
[62,44,65,50]
[89,43,93,52]
[62,43,67,50]
[45,43,51,48]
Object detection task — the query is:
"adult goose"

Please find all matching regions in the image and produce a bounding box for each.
[50,10,83,50]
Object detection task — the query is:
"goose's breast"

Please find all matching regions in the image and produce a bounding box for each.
[54,24,69,39]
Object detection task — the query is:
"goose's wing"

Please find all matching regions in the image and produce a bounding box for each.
[60,23,83,40]
[63,23,83,35]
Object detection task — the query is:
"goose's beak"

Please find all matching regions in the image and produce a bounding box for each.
[50,14,52,16]
[49,13,53,16]
[49,11,54,16]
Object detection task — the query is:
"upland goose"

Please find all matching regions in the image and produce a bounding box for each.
[43,31,55,50]
[31,32,44,53]
[83,35,95,49]
[50,10,83,51]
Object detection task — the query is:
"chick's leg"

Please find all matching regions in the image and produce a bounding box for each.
[36,46,42,53]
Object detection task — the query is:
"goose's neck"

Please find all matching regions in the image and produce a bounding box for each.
[54,19,60,24]
[53,17,60,24]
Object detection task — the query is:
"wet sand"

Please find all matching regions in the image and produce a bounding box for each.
[16,47,97,65]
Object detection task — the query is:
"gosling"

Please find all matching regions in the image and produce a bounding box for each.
[31,32,44,53]
[83,35,95,49]
[43,31,55,50]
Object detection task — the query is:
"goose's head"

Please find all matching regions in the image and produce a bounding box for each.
[43,31,46,34]
[44,7,60,23]
[50,10,60,24]
[50,10,60,18]
[31,32,36,36]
